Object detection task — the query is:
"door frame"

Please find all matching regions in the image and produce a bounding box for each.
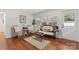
[0,12,6,35]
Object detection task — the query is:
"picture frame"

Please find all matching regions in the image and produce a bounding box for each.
[20,15,26,23]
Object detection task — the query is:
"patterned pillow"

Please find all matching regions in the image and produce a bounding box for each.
[43,29,50,32]
[42,26,53,32]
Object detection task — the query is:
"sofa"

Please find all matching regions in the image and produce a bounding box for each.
[38,25,59,38]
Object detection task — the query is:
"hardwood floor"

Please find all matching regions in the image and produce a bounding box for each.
[0,32,7,50]
[0,33,79,50]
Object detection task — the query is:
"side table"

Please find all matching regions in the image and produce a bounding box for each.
[22,27,28,37]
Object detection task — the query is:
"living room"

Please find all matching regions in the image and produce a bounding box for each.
[0,9,79,50]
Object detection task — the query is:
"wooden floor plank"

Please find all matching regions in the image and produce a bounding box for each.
[0,32,79,50]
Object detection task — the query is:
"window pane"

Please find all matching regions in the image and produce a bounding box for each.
[64,22,74,27]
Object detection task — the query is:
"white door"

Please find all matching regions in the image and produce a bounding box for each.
[61,10,78,41]
[0,14,4,32]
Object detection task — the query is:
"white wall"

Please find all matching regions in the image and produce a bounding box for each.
[78,10,79,40]
[0,9,33,38]
[0,14,4,32]
[34,10,62,29]
[34,10,79,42]
[34,10,64,38]
[61,10,79,41]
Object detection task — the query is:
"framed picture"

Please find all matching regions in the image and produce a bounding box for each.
[20,15,26,23]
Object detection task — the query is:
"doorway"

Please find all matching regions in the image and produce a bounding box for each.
[0,12,5,38]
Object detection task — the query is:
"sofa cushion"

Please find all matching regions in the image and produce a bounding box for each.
[39,31,54,35]
[42,26,53,32]
[43,29,50,32]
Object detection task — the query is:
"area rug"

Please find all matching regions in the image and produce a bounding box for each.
[24,36,50,49]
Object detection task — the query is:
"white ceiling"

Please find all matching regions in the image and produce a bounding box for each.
[12,9,47,14]
[4,9,73,14]
[23,9,46,14]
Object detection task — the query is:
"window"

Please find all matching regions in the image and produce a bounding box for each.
[64,22,75,27]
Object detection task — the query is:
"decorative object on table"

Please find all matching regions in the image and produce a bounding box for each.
[20,15,26,23]
[32,18,36,32]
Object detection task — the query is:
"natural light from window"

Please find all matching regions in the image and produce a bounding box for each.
[64,22,75,27]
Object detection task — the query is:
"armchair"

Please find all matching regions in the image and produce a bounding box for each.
[11,25,22,38]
